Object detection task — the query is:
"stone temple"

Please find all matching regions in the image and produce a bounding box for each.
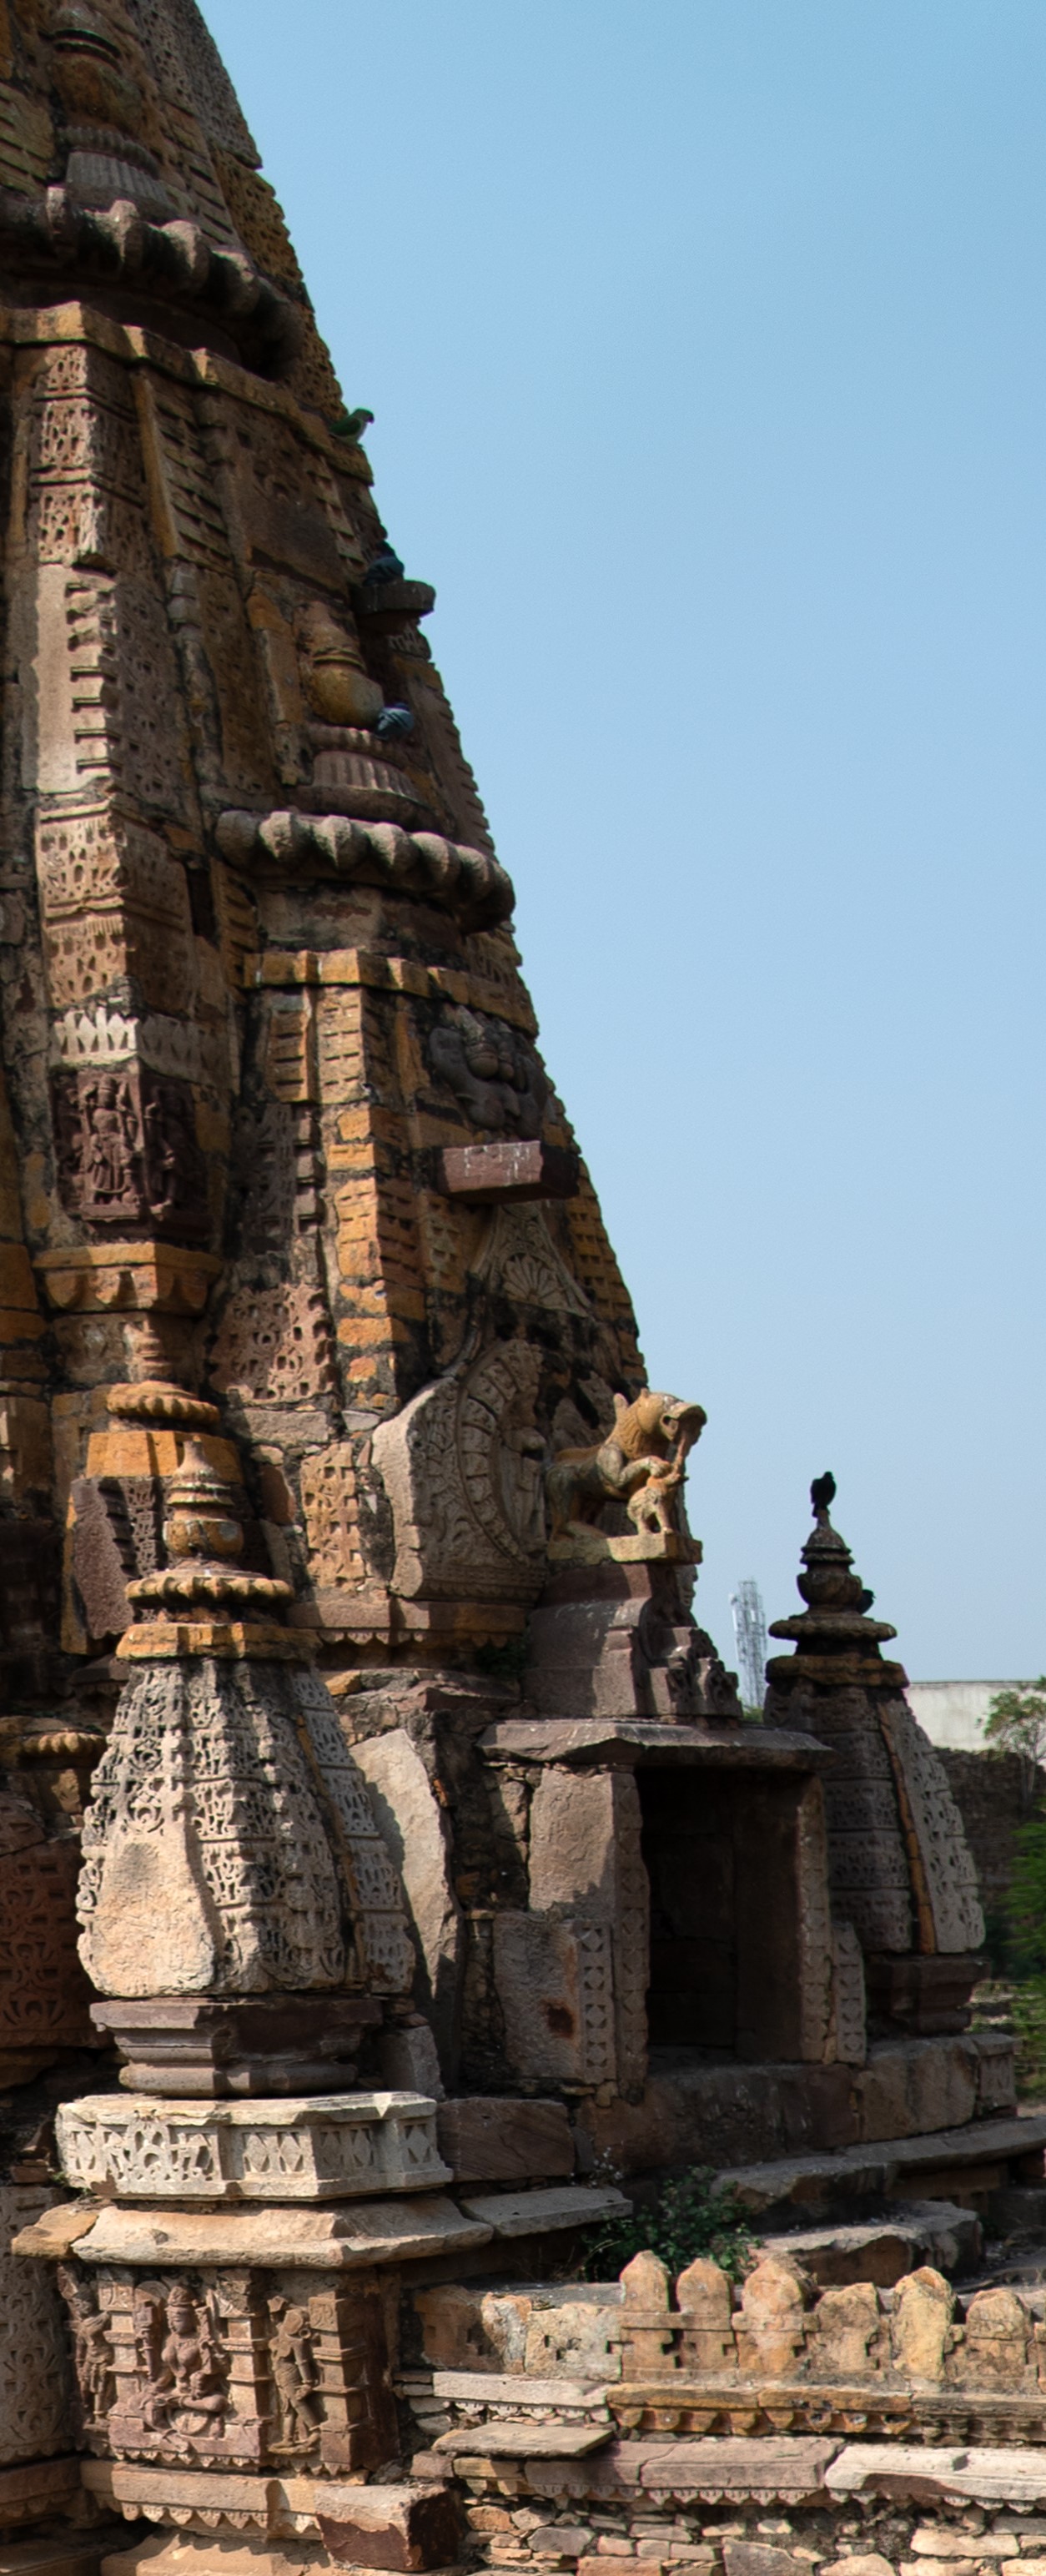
[0,11,1043,2576]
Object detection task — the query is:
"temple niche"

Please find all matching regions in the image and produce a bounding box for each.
[0,12,1033,2576]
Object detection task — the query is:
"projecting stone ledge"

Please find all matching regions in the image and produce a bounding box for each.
[824,2444,1046,2503]
[716,2109,1046,2218]
[480,1720,832,1769]
[460,2185,630,2239]
[16,2183,627,2272]
[86,2464,460,2551]
[56,2090,450,2202]
[17,2194,492,2272]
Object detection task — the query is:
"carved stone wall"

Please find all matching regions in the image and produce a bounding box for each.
[0,2187,74,2467]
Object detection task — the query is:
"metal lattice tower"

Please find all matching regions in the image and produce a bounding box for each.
[731,1578,768,1711]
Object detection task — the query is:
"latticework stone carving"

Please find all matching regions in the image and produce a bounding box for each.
[77,1655,414,2000]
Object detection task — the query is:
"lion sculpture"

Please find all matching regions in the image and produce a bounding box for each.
[546,1390,707,1545]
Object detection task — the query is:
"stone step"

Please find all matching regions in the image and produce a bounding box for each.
[431,2419,613,2458]
[988,2185,1046,2241]
[717,2110,1046,2221]
[459,2184,628,2238]
[759,2196,982,2284]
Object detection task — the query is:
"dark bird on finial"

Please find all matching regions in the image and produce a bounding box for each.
[811,1471,836,1522]
[375,703,415,742]
[333,406,375,442]
[362,542,405,587]
[858,1587,875,1613]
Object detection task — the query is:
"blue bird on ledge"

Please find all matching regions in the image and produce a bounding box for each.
[375,703,415,741]
[363,542,405,587]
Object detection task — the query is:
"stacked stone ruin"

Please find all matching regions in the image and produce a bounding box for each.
[0,9,1043,2576]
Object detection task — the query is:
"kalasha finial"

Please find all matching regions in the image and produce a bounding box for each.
[810,1471,836,1526]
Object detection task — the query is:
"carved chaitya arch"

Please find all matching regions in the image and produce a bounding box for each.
[372,1338,547,1605]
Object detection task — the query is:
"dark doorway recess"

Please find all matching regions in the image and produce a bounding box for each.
[638,1765,812,2062]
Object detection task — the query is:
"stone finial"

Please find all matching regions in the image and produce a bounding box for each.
[962,2285,1033,2387]
[890,2266,955,2380]
[811,2279,883,2379]
[766,1474,903,1693]
[735,2254,812,2376]
[676,2254,733,2373]
[619,2250,676,2376]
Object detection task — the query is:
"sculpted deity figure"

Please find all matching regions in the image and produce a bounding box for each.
[132,2283,228,2435]
[58,2267,114,2425]
[269,2300,322,2450]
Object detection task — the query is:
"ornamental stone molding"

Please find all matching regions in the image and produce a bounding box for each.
[57,2090,450,2202]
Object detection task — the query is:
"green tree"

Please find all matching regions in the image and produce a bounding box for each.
[984,1678,1046,1809]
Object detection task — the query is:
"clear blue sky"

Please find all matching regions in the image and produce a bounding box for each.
[204,0,1046,1684]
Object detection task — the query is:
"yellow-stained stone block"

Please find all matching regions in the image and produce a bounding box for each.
[0,1243,39,1310]
[385,1289,426,1321]
[196,1106,231,1155]
[85,1424,243,1482]
[333,1317,395,1352]
[0,1308,44,1341]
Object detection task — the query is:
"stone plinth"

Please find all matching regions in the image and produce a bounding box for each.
[57,2092,450,2202]
[89,1996,382,2097]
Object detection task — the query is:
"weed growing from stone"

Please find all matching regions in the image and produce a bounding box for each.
[578,2165,757,2282]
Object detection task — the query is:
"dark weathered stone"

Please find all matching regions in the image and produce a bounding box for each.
[436,2096,574,2184]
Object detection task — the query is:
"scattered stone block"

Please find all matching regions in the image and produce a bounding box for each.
[432,2423,612,2459]
[825,2444,1046,2503]
[431,2372,606,2409]
[912,2541,1018,2559]
[822,2558,895,2576]
[314,2482,462,2568]
[760,2201,980,2287]
[613,2437,837,2501]
[722,2548,807,2576]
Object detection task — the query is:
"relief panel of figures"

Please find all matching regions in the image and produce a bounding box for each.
[58,2265,395,2475]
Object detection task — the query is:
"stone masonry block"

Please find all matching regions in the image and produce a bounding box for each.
[436,2097,574,2185]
